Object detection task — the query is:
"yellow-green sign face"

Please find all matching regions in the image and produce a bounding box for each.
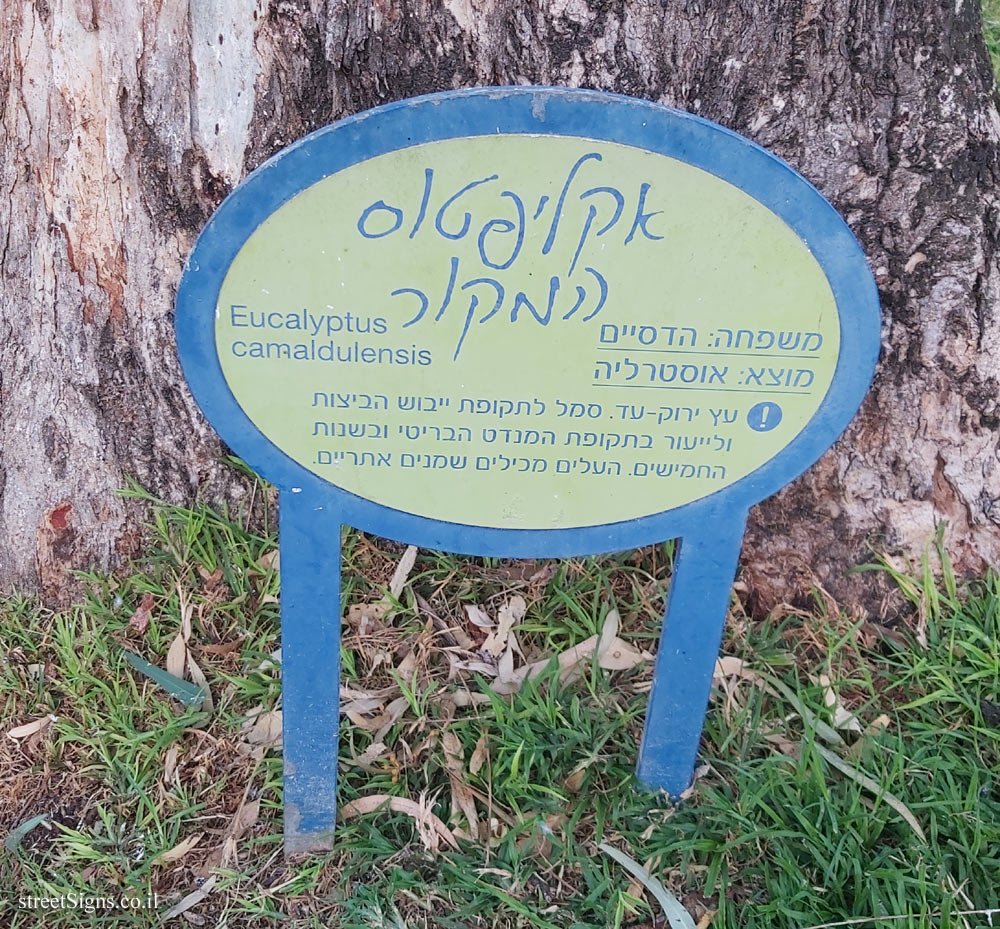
[215,135,839,530]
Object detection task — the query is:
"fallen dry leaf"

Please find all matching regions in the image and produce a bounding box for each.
[166,633,187,680]
[198,790,262,875]
[819,673,862,733]
[564,766,587,793]
[339,794,459,852]
[198,567,227,601]
[195,639,243,656]
[491,636,595,695]
[234,800,261,834]
[186,655,213,712]
[764,732,800,757]
[374,696,411,742]
[161,876,217,921]
[341,695,384,715]
[713,655,754,720]
[221,799,260,868]
[179,583,193,641]
[415,593,474,650]
[128,592,155,634]
[345,547,418,631]
[679,763,712,801]
[442,730,481,837]
[354,742,388,771]
[481,597,526,657]
[597,611,648,670]
[255,648,281,672]
[389,545,418,598]
[866,713,891,735]
[713,655,746,679]
[198,566,223,584]
[345,710,381,732]
[7,716,55,740]
[154,833,204,866]
[598,640,648,670]
[450,690,492,708]
[396,647,420,680]
[496,644,517,687]
[345,695,409,740]
[832,704,862,732]
[346,601,391,627]
[452,658,499,676]
[352,740,388,770]
[469,732,488,775]
[442,730,464,776]
[403,731,439,767]
[515,811,566,859]
[491,609,651,696]
[243,710,282,748]
[163,746,179,784]
[464,604,494,629]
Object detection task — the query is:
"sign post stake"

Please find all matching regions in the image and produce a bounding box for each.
[636,513,747,794]
[278,489,342,854]
[174,87,882,855]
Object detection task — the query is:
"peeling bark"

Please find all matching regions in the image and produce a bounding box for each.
[2,0,998,609]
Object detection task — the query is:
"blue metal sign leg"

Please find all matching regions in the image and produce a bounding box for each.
[279,489,342,854]
[636,512,748,796]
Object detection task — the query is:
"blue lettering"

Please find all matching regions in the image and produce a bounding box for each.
[435,175,498,240]
[358,200,404,238]
[477,191,525,270]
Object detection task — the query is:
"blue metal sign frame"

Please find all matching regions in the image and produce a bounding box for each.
[175,86,881,854]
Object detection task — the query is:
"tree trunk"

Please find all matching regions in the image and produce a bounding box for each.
[2,0,998,609]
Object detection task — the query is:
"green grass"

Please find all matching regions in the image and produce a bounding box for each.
[1,475,998,928]
[986,0,1000,79]
[2,11,1000,926]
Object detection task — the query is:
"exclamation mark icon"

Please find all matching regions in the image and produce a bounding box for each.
[747,401,782,432]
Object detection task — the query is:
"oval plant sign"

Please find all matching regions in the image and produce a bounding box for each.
[176,87,880,853]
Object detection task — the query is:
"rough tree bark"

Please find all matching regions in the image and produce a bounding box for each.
[2,0,998,609]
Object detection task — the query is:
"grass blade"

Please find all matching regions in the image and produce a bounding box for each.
[4,814,50,853]
[756,670,846,747]
[813,742,926,842]
[122,650,205,706]
[598,843,697,929]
